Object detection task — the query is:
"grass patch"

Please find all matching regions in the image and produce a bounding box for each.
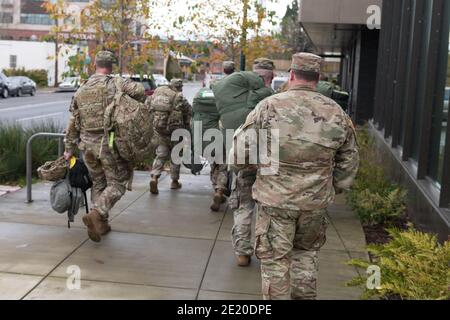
[0,121,63,185]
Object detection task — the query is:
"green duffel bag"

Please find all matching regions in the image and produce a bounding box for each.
[317,81,334,98]
[213,71,272,131]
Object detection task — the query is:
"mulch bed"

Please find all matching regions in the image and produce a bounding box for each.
[363,213,410,246]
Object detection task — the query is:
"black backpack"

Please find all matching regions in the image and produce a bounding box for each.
[68,158,93,227]
[69,158,93,192]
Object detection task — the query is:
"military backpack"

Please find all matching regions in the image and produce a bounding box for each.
[103,78,154,164]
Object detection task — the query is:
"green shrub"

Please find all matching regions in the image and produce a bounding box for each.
[2,68,48,87]
[346,126,407,226]
[347,228,450,300]
[0,122,62,185]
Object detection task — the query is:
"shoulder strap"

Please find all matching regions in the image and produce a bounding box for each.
[103,76,124,132]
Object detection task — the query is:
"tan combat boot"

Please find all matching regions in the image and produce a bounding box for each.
[150,176,159,195]
[236,255,251,267]
[82,209,104,243]
[170,180,182,190]
[99,219,111,236]
[210,189,225,212]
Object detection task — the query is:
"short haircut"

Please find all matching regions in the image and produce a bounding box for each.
[293,70,320,82]
[96,61,113,69]
[224,67,235,75]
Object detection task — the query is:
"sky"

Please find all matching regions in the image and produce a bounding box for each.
[149,0,293,40]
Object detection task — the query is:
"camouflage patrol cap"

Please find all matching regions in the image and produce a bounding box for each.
[37,156,67,182]
[95,50,117,67]
[253,58,275,71]
[291,52,322,73]
[223,61,235,70]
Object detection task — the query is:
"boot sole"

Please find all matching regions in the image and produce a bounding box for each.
[171,184,182,190]
[82,215,101,243]
[210,195,222,212]
[101,226,111,236]
[150,181,159,195]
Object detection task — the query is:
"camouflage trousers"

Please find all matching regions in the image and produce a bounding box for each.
[80,134,132,220]
[150,143,181,181]
[230,170,257,256]
[255,204,329,300]
[210,162,228,192]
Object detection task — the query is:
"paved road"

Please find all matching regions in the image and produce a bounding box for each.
[0,82,202,129]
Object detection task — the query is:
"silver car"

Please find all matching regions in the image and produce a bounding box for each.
[58,77,80,92]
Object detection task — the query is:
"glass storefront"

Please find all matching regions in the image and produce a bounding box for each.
[373,0,450,208]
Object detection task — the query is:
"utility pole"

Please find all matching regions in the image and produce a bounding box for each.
[240,0,249,71]
[119,0,124,75]
[54,16,59,87]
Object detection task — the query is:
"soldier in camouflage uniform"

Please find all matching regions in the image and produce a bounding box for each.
[149,79,192,194]
[229,58,275,267]
[231,53,359,300]
[64,51,146,243]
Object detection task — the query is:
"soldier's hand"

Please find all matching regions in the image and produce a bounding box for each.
[64,151,73,161]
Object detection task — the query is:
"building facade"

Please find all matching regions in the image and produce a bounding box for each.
[0,0,90,41]
[299,0,450,241]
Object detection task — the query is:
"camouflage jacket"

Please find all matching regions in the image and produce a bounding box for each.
[231,84,359,211]
[65,74,146,153]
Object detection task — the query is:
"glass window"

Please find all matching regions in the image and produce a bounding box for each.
[20,14,54,25]
[428,31,449,186]
[0,12,13,24]
[411,0,433,161]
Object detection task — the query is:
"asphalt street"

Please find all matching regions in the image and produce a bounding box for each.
[0,81,202,129]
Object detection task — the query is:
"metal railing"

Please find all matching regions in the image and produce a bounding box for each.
[26,132,65,203]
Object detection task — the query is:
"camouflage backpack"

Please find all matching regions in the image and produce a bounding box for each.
[103,78,154,164]
[149,86,185,135]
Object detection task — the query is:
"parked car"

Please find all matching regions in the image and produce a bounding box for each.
[58,77,80,92]
[0,72,11,98]
[8,76,36,96]
[152,74,169,87]
[272,76,289,92]
[123,74,157,97]
[443,87,449,122]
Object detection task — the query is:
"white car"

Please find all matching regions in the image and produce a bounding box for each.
[58,77,80,92]
[153,74,169,87]
[272,76,289,92]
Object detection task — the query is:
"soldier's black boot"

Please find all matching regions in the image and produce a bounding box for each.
[150,176,159,195]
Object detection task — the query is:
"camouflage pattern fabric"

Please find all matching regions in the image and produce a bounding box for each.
[255,204,329,300]
[291,53,323,73]
[231,81,359,300]
[210,162,228,192]
[149,85,192,180]
[65,74,145,219]
[233,85,359,211]
[150,142,181,181]
[80,133,132,219]
[230,169,257,256]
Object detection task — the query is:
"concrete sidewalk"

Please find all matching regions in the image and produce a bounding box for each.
[0,169,367,300]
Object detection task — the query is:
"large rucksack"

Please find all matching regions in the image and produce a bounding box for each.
[213,71,272,131]
[149,86,185,135]
[185,88,219,175]
[104,78,154,164]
